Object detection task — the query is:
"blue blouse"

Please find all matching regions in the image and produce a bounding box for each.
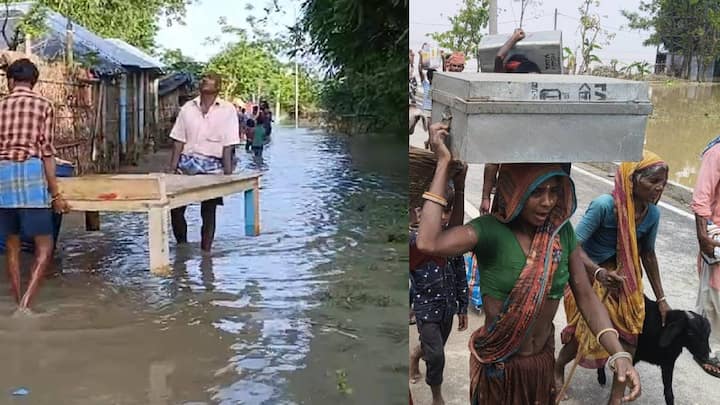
[576,194,660,264]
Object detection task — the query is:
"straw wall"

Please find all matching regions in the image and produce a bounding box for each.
[0,50,99,174]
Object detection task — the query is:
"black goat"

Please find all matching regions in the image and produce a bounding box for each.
[596,295,712,405]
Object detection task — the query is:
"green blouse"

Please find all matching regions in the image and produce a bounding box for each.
[467,215,577,301]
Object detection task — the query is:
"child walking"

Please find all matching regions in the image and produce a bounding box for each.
[409,166,468,405]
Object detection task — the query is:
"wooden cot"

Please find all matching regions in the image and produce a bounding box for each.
[57,173,261,275]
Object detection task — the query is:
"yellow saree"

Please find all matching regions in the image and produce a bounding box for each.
[562,151,666,368]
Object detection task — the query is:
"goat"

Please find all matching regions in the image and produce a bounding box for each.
[596,295,712,405]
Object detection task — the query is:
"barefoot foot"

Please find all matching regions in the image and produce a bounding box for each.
[12,307,34,318]
[409,370,422,384]
[554,367,569,401]
[431,397,445,405]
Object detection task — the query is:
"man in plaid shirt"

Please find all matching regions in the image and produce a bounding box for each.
[0,58,68,311]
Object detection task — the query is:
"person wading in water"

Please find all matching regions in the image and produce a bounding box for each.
[0,58,69,311]
[167,73,240,252]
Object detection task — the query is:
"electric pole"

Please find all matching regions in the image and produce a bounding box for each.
[489,0,497,34]
[294,4,300,129]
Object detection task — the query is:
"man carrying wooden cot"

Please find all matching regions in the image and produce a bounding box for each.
[166,72,241,252]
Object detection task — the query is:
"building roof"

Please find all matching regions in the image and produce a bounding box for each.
[106,38,165,70]
[0,2,164,76]
[158,72,194,97]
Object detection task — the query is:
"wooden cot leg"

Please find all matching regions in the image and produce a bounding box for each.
[244,185,260,236]
[148,206,171,275]
[85,212,100,231]
[254,181,260,235]
[148,360,175,405]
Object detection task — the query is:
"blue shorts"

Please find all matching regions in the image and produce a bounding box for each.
[0,208,54,237]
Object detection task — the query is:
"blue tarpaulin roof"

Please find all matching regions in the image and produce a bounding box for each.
[0,2,164,76]
[158,72,194,97]
[106,38,165,70]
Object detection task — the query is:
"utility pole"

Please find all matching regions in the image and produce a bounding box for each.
[294,4,299,129]
[554,8,558,30]
[65,18,74,67]
[489,0,497,34]
[276,91,280,123]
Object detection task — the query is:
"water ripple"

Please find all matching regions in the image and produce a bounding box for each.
[46,127,369,404]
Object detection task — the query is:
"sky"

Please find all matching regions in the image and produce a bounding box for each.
[410,0,658,69]
[155,0,657,68]
[154,0,299,62]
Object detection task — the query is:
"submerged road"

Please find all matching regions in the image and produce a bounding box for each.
[409,127,719,405]
[0,127,384,405]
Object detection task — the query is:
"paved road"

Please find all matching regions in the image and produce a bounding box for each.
[409,127,718,405]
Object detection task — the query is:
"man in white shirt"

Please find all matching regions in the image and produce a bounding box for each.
[167,73,240,252]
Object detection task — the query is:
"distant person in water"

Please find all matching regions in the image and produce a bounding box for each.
[245,118,255,153]
[238,106,247,144]
[166,72,240,252]
[0,58,69,311]
[260,101,272,143]
[253,116,267,157]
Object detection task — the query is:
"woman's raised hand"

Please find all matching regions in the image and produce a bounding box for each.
[428,122,452,163]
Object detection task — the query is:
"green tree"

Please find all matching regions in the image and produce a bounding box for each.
[623,0,720,80]
[0,0,192,51]
[577,0,615,74]
[205,38,318,114]
[563,46,576,73]
[428,0,489,71]
[156,47,205,78]
[298,0,406,136]
[626,61,652,77]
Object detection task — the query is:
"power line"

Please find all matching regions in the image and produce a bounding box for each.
[411,13,547,29]
[410,21,451,27]
[498,13,547,25]
[556,12,638,33]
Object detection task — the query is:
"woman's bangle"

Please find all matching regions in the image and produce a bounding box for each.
[422,192,448,207]
[593,267,605,281]
[657,296,667,303]
[595,327,619,345]
[607,351,633,372]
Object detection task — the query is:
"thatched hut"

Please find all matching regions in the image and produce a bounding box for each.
[157,72,196,147]
[0,1,165,173]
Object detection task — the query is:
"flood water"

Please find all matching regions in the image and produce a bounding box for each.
[0,127,405,404]
[645,82,720,188]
